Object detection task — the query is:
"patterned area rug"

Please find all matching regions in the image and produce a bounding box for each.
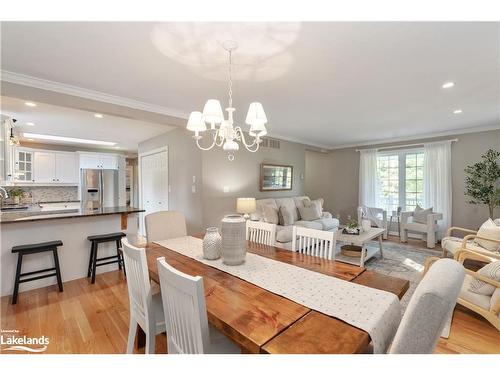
[362,240,442,309]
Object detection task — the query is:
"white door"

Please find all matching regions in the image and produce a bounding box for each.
[55,153,79,183]
[80,154,100,169]
[100,154,118,169]
[140,148,168,235]
[34,151,56,183]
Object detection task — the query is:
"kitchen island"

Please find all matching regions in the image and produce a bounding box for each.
[0,206,144,298]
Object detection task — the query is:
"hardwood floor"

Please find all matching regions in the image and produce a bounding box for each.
[1,239,499,354]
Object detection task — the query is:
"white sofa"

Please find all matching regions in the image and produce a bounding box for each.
[253,196,339,250]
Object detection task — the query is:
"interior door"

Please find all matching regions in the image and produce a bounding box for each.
[140,148,168,235]
[55,153,79,183]
[34,151,56,183]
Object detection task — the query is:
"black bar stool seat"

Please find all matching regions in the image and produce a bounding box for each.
[87,232,126,284]
[11,240,64,304]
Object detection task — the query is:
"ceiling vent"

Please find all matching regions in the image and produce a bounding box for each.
[260,137,280,149]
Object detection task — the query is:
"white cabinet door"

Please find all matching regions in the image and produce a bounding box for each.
[100,154,118,169]
[55,153,79,183]
[80,154,100,169]
[34,152,56,183]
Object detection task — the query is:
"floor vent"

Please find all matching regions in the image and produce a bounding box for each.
[260,137,280,149]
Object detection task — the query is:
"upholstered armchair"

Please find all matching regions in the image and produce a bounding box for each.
[357,206,388,239]
[424,249,500,331]
[442,226,500,261]
[400,211,443,248]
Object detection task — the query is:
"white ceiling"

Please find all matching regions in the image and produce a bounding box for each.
[1,96,173,152]
[1,22,499,149]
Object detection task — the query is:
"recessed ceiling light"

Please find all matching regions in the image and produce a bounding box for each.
[21,132,116,146]
[442,82,455,89]
[25,122,35,126]
[27,138,34,141]
[114,146,120,149]
[25,101,37,107]
[453,109,463,114]
[94,113,104,118]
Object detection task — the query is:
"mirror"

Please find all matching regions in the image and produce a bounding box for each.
[260,164,293,191]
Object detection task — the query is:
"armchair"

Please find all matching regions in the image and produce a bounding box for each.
[424,250,500,331]
[400,211,443,248]
[442,227,500,261]
[357,206,388,239]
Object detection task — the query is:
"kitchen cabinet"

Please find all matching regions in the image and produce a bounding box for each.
[33,151,78,184]
[14,149,34,182]
[79,152,119,169]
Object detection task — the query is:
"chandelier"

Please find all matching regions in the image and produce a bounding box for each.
[185,41,268,161]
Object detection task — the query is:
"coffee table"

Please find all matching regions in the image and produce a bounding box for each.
[335,227,385,267]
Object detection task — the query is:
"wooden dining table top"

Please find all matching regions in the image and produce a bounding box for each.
[145,237,410,354]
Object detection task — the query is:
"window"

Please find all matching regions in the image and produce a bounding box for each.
[376,150,424,213]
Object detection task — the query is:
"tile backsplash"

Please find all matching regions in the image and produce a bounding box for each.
[3,186,79,203]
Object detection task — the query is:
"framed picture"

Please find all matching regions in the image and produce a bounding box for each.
[260,164,293,191]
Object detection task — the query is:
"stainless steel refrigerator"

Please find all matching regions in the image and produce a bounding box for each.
[81,169,119,209]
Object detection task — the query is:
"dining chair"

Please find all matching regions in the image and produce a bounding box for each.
[121,238,166,354]
[389,258,465,354]
[145,210,187,242]
[156,257,240,354]
[246,220,276,246]
[291,226,336,260]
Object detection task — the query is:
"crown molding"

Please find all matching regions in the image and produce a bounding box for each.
[328,123,500,151]
[1,70,189,120]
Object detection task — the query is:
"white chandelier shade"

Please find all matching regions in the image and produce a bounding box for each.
[186,41,268,161]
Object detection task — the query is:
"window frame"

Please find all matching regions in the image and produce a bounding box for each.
[377,147,424,213]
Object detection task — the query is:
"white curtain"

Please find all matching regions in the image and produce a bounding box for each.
[359,149,380,207]
[423,140,452,237]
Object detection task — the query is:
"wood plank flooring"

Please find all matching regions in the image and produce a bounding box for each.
[1,238,499,354]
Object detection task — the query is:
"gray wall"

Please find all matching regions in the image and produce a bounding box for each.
[305,150,336,213]
[306,129,500,229]
[138,128,204,234]
[138,128,307,232]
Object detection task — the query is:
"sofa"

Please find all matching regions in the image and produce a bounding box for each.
[252,196,339,250]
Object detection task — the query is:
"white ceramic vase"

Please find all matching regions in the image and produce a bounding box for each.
[203,227,222,260]
[221,214,246,265]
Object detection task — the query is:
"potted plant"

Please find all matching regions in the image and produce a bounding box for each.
[8,187,24,205]
[344,217,360,235]
[464,149,500,218]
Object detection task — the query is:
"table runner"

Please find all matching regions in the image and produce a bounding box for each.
[154,236,402,353]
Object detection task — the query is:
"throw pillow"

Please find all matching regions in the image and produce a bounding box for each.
[310,199,323,215]
[279,205,295,226]
[475,218,500,252]
[413,204,433,224]
[298,205,321,221]
[302,198,312,207]
[469,260,500,296]
[262,204,279,225]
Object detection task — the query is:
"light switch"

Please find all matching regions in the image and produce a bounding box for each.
[192,175,196,183]
[168,185,171,193]
[192,185,196,193]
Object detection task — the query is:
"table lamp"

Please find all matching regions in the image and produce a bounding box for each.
[236,197,256,220]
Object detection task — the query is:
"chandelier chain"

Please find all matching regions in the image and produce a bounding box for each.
[228,49,233,109]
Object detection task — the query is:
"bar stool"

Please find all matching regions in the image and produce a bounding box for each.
[11,240,64,304]
[87,232,126,284]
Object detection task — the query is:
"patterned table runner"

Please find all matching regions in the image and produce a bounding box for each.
[154,236,402,353]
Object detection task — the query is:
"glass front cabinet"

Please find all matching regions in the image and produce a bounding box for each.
[14,148,34,182]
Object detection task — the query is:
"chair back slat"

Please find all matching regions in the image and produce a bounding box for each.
[157,257,210,354]
[291,226,336,260]
[246,221,276,246]
[145,210,187,242]
[121,239,153,327]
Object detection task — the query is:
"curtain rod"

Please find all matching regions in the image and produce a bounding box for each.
[355,138,458,152]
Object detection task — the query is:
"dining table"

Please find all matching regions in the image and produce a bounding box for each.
[142,236,410,354]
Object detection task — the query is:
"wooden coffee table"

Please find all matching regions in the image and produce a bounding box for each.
[336,227,385,267]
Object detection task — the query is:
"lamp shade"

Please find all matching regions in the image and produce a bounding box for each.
[236,198,256,214]
[202,99,224,124]
[245,102,267,126]
[249,122,267,137]
[186,111,207,132]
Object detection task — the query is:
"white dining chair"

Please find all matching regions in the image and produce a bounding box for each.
[291,226,336,260]
[121,238,166,354]
[246,220,276,246]
[145,210,187,242]
[156,257,240,354]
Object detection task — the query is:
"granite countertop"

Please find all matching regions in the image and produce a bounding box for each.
[0,206,144,224]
